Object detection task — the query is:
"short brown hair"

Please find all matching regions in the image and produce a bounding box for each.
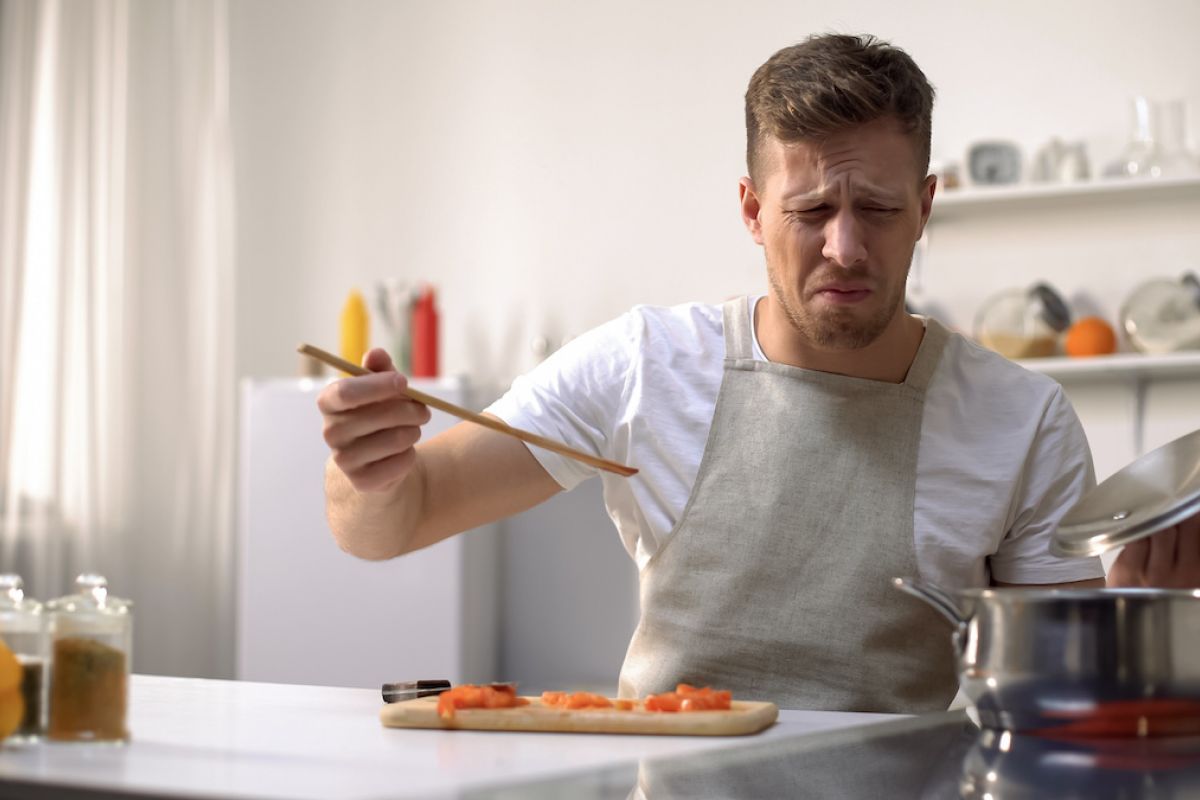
[745,33,935,183]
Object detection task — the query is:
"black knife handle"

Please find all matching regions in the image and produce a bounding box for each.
[381,679,452,703]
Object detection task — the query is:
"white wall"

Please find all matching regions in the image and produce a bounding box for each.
[230,0,1200,392]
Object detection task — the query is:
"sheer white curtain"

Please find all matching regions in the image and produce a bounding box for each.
[0,0,236,678]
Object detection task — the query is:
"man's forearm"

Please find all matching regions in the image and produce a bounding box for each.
[324,456,424,560]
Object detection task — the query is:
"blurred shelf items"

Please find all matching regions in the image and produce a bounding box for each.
[334,282,441,378]
[922,104,1200,365]
[968,272,1200,364]
[931,96,1200,217]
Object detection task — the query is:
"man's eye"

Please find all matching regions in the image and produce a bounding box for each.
[864,206,898,214]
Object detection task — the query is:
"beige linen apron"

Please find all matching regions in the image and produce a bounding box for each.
[618,297,958,712]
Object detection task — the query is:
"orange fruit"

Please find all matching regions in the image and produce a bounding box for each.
[0,687,23,740]
[0,641,21,740]
[0,641,18,694]
[1065,316,1117,357]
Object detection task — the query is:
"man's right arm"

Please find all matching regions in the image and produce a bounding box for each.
[319,348,561,560]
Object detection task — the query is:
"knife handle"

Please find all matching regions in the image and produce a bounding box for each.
[382,679,452,703]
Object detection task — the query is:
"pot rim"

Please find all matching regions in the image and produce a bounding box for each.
[957,587,1200,602]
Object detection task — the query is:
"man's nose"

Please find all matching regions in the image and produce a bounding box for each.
[821,211,868,268]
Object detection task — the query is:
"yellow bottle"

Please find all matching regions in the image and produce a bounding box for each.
[340,290,369,373]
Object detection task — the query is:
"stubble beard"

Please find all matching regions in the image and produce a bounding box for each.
[766,262,906,350]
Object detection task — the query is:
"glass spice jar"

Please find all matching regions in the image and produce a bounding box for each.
[46,574,132,742]
[0,574,46,740]
[974,283,1073,359]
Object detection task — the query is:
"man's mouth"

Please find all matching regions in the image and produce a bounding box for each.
[813,284,873,305]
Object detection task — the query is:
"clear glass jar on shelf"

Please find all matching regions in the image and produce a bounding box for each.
[974,283,1072,359]
[46,574,132,742]
[0,575,46,740]
[1121,272,1200,354]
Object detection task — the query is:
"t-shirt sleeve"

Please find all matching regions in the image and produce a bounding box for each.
[989,385,1107,584]
[482,312,635,490]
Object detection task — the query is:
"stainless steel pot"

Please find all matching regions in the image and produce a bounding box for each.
[894,578,1200,736]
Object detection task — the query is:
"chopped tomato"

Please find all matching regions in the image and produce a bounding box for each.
[644,684,732,713]
[644,692,680,712]
[540,691,615,710]
[567,692,612,710]
[614,699,636,711]
[436,684,529,720]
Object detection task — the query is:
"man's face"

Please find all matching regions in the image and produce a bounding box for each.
[740,117,935,350]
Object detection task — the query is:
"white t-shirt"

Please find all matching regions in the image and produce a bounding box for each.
[485,296,1106,588]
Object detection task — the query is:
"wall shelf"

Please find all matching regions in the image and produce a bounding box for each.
[1017,350,1200,382]
[930,175,1200,222]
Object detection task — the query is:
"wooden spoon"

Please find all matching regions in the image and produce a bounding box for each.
[297,343,638,478]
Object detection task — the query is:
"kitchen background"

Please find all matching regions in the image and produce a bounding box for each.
[2,0,1199,691]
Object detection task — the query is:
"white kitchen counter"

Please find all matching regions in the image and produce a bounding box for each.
[0,675,900,799]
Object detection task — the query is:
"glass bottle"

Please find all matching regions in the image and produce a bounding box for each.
[0,575,46,740]
[1104,96,1160,178]
[46,574,133,742]
[1155,100,1200,178]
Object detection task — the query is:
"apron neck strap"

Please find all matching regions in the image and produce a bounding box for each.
[902,317,949,391]
[722,297,755,360]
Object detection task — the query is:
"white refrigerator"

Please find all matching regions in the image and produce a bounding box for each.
[236,376,498,689]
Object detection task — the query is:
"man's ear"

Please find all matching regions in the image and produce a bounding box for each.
[739,177,764,245]
[916,173,937,239]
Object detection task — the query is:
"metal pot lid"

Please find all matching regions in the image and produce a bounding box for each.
[1052,427,1200,558]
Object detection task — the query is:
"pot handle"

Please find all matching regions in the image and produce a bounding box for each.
[891,577,968,628]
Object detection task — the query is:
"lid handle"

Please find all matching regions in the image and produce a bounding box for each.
[1183,271,1200,309]
[75,573,108,607]
[0,574,23,604]
[1030,282,1072,332]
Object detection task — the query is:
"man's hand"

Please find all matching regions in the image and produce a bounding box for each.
[319,348,562,561]
[1106,512,1200,588]
[318,348,432,494]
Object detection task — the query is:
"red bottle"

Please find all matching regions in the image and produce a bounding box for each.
[411,285,439,378]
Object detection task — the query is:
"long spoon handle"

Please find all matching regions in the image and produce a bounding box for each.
[297,343,638,478]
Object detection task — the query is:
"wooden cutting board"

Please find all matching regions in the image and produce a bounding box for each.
[379,696,778,736]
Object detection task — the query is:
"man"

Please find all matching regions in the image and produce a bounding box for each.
[318,34,1200,712]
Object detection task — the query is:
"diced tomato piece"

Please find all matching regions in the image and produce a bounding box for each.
[645,692,682,712]
[564,692,612,709]
[644,685,732,712]
[540,691,616,710]
[435,684,526,720]
[615,699,635,711]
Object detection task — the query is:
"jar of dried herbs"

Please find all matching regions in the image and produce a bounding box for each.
[0,574,46,741]
[46,574,132,742]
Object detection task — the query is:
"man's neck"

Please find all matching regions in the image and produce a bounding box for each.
[753,296,926,383]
